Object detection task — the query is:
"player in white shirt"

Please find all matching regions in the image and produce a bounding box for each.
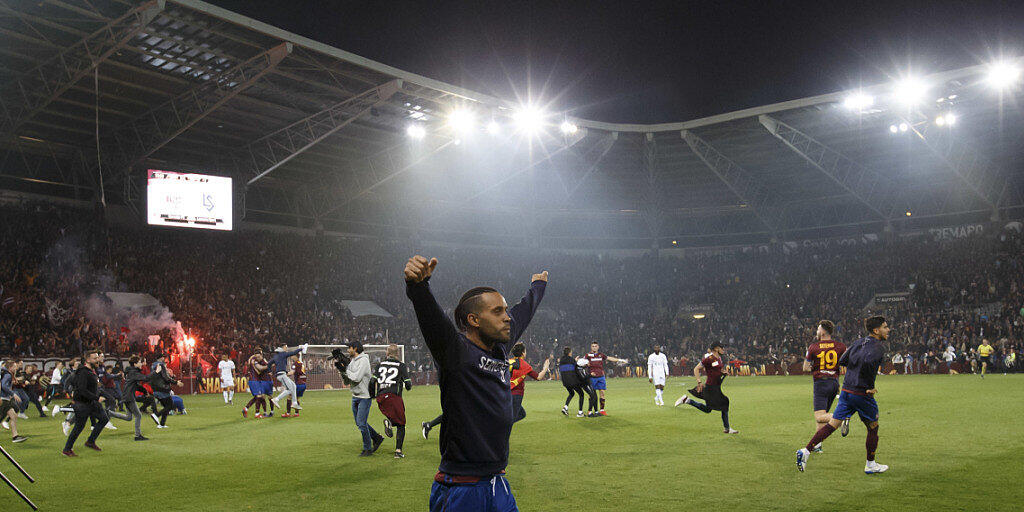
[943,345,957,375]
[218,355,236,405]
[647,346,670,406]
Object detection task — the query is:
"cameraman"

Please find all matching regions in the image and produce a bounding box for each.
[336,341,384,456]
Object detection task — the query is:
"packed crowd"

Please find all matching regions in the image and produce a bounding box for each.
[2,201,1022,379]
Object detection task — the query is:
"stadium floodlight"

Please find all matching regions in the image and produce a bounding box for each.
[935,115,945,126]
[842,92,874,111]
[487,120,501,135]
[692,314,706,320]
[905,210,912,217]
[986,61,1021,89]
[406,124,426,139]
[513,106,545,133]
[899,122,909,132]
[559,120,579,134]
[889,124,899,134]
[893,77,928,106]
[447,108,475,132]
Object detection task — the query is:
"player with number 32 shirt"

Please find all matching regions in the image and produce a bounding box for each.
[375,344,413,458]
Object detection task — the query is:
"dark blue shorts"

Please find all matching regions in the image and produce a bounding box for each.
[590,376,607,390]
[429,476,517,512]
[831,390,878,423]
[812,379,839,412]
[248,381,260,397]
[258,381,273,395]
[296,384,306,397]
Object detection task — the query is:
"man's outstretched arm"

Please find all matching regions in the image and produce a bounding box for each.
[508,271,548,342]
[404,256,459,367]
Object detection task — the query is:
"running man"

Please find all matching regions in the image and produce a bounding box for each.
[375,344,412,458]
[269,344,308,413]
[509,342,550,423]
[404,255,546,512]
[796,316,890,475]
[674,342,738,434]
[585,342,628,415]
[647,346,670,406]
[558,347,588,417]
[803,320,847,452]
[978,339,994,378]
[218,354,236,405]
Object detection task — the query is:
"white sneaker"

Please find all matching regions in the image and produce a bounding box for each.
[157,425,169,429]
[41,405,49,412]
[62,421,71,436]
[104,422,117,430]
[724,428,739,434]
[576,411,584,417]
[796,448,810,472]
[864,461,888,474]
[17,412,28,420]
[1,420,8,430]
[674,395,689,407]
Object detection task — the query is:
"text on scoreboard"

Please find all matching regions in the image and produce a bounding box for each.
[147,170,232,230]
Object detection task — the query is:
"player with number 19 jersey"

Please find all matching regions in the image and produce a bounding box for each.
[806,339,847,413]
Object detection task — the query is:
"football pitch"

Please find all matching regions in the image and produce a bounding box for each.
[4,374,1023,511]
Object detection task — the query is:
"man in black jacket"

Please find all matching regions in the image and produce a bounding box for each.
[63,348,108,456]
[121,356,152,441]
[150,354,181,428]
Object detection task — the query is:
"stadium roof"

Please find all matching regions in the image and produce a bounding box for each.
[2,0,1023,249]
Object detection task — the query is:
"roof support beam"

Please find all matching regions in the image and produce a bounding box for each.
[245,79,400,186]
[681,129,779,234]
[318,132,456,219]
[0,0,164,139]
[908,120,1008,216]
[639,133,663,246]
[758,115,898,221]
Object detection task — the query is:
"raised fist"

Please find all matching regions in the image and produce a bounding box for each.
[531,271,549,283]
[404,256,438,283]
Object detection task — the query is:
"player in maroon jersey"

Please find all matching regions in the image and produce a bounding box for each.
[803,320,847,449]
[674,342,737,434]
[240,350,269,418]
[585,342,628,415]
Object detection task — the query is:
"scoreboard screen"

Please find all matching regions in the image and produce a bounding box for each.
[147,170,232,230]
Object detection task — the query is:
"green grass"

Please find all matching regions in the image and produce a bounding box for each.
[4,374,1023,511]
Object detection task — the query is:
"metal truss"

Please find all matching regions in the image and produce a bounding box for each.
[758,115,900,221]
[0,0,165,139]
[112,42,291,174]
[245,79,400,186]
[909,120,1008,215]
[681,129,780,234]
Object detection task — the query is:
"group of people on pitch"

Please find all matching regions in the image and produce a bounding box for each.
[239,344,309,419]
[3,348,190,455]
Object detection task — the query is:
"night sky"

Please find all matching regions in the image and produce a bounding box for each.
[207,0,1024,124]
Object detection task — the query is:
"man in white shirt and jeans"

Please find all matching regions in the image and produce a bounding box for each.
[218,355,236,405]
[345,340,384,456]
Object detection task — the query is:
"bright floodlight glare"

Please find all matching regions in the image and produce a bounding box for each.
[889,124,899,134]
[447,108,474,132]
[842,92,873,110]
[905,210,912,217]
[899,123,909,132]
[935,115,945,126]
[893,77,928,106]
[945,113,956,125]
[513,107,544,132]
[406,124,426,139]
[486,121,500,135]
[986,61,1021,89]
[559,121,578,134]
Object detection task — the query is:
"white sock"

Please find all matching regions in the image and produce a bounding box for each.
[223,391,229,403]
[655,389,663,401]
[229,390,234,401]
